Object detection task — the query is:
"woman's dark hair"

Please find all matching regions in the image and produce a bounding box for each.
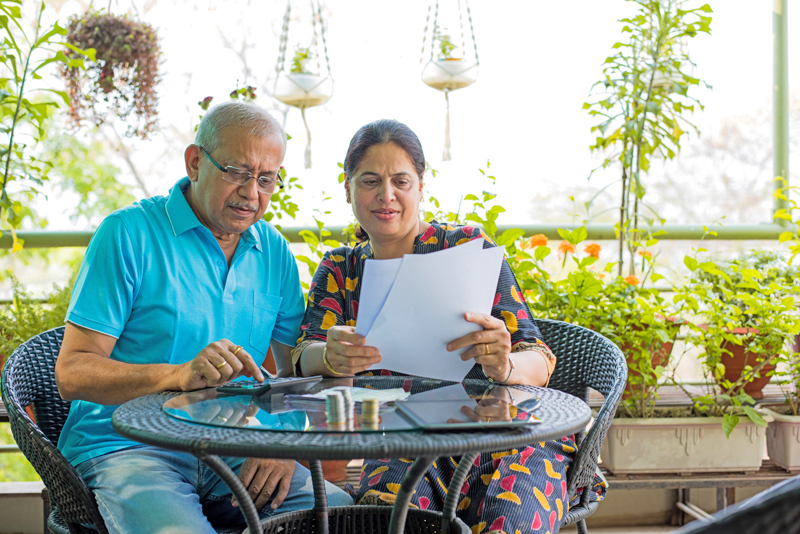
[344,119,426,242]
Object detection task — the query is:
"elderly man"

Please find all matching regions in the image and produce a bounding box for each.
[54,101,353,533]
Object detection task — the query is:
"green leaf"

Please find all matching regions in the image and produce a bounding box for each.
[684,256,698,271]
[722,413,739,438]
[557,228,573,243]
[573,226,588,244]
[742,406,767,427]
[779,231,794,243]
[534,246,550,261]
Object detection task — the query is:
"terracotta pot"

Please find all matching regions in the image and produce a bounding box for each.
[298,459,351,483]
[719,339,776,400]
[621,339,673,400]
[700,326,778,400]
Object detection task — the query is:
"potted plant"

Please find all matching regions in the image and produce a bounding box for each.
[60,10,160,139]
[421,28,477,91]
[760,352,800,473]
[271,46,333,109]
[681,250,800,400]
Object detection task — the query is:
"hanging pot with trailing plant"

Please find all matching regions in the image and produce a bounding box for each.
[60,10,161,139]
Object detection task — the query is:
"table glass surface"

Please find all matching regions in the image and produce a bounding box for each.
[162,376,542,433]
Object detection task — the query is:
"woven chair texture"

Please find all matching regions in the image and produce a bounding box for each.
[536,319,627,529]
[673,474,800,534]
[1,327,242,534]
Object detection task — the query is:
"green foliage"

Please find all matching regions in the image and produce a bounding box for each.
[585,0,711,276]
[0,274,73,362]
[290,47,315,75]
[0,423,38,481]
[675,245,800,433]
[43,130,134,222]
[61,10,160,139]
[433,28,457,60]
[0,1,92,243]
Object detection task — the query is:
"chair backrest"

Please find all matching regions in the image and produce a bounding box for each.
[1,326,107,532]
[535,318,627,499]
[675,474,800,534]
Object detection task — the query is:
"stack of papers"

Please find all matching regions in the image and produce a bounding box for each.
[355,238,505,381]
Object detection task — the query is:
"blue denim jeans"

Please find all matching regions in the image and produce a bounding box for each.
[75,445,353,534]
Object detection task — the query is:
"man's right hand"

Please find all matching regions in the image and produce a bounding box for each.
[175,339,264,391]
[325,326,382,375]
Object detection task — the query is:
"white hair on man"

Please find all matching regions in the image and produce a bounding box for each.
[195,101,286,155]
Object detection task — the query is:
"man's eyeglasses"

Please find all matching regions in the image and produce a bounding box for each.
[197,145,284,194]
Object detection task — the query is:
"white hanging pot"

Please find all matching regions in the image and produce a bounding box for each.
[422,58,479,92]
[272,72,333,109]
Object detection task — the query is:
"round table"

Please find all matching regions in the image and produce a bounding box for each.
[112,378,591,534]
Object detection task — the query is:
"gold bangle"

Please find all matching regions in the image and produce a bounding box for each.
[322,346,346,377]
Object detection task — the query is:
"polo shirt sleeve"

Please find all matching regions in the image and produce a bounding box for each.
[271,239,305,347]
[67,215,140,339]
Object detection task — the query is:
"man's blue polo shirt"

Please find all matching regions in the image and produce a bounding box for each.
[57,177,305,466]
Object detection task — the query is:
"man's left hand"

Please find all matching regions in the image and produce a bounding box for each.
[446,312,512,382]
[233,458,295,511]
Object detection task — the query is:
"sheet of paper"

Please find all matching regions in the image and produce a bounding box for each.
[355,238,485,337]
[365,244,505,382]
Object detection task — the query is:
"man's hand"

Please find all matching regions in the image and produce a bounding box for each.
[233,458,295,510]
[175,339,264,391]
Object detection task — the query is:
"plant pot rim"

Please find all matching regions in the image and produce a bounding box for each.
[697,324,760,335]
[758,405,800,422]
[603,413,772,426]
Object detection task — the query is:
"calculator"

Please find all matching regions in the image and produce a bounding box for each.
[215,376,322,396]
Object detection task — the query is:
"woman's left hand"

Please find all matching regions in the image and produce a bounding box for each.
[446,312,512,382]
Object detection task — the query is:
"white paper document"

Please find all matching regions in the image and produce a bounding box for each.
[356,239,506,382]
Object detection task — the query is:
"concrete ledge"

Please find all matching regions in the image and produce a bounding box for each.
[0,482,46,534]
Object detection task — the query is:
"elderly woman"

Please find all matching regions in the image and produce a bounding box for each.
[292,119,602,533]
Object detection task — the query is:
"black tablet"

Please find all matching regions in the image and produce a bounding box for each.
[395,397,541,430]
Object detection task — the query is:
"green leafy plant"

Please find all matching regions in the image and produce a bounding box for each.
[0,0,93,246]
[61,10,160,139]
[433,28,457,60]
[290,46,315,75]
[676,245,800,435]
[584,0,712,276]
[0,274,74,371]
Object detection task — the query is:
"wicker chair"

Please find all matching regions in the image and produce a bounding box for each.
[673,474,800,534]
[537,318,627,533]
[0,327,244,534]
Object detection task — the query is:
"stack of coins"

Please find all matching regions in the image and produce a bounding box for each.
[361,398,380,429]
[325,391,346,425]
[332,387,355,420]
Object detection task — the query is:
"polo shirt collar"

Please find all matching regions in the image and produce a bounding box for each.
[165,177,262,252]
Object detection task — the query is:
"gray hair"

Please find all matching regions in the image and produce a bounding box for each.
[194,101,286,155]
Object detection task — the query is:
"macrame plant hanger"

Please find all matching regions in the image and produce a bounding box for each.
[269,0,333,168]
[421,0,479,161]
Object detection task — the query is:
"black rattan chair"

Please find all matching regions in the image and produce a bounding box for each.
[0,327,244,534]
[673,474,800,534]
[537,318,627,534]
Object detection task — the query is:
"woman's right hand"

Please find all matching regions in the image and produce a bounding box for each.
[325,326,382,375]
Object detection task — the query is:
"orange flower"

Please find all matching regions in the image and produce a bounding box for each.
[558,241,575,255]
[638,250,652,258]
[624,275,640,285]
[529,234,548,248]
[583,243,601,259]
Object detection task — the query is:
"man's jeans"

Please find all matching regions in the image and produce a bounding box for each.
[75,445,354,534]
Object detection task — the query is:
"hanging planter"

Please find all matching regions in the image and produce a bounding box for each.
[60,10,160,139]
[268,1,333,169]
[420,1,479,161]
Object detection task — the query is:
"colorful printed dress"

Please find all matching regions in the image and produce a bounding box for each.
[293,222,604,534]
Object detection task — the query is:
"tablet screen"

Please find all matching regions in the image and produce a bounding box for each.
[395,397,541,430]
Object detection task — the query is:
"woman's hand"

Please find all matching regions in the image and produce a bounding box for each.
[446,312,512,382]
[325,325,382,375]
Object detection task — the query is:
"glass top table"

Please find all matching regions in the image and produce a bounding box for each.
[162,376,542,433]
[113,376,591,534]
